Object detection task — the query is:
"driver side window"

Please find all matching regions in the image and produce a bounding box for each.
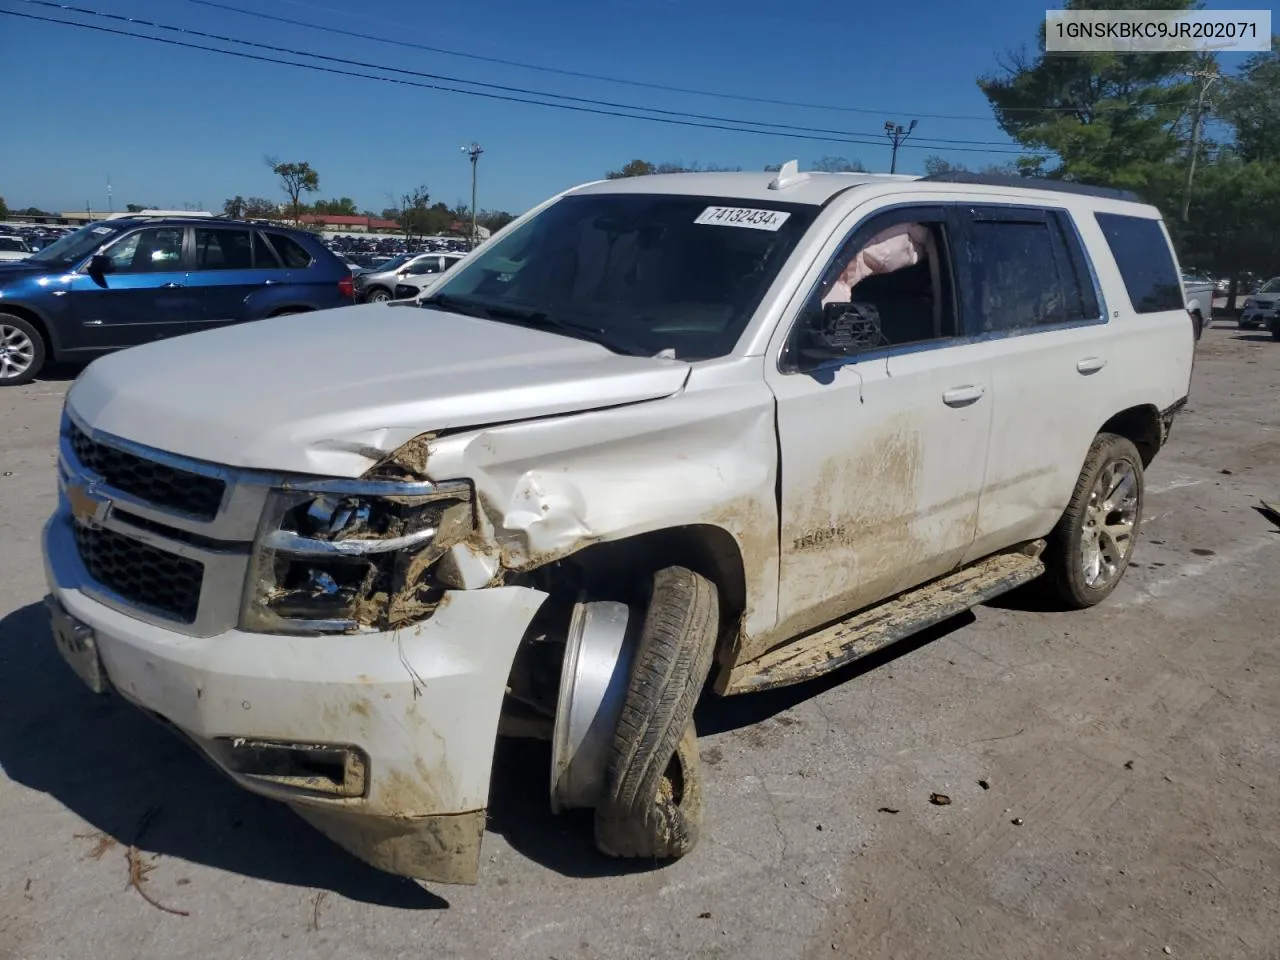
[102,227,185,274]
[786,208,957,369]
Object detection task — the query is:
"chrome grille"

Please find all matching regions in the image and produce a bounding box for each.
[68,421,226,520]
[72,524,204,624]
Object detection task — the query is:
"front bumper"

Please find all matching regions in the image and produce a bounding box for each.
[43,509,546,883]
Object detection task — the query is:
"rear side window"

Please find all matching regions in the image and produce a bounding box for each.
[252,231,281,268]
[194,228,253,270]
[264,232,313,269]
[961,207,1102,333]
[1094,213,1183,313]
[966,215,1066,332]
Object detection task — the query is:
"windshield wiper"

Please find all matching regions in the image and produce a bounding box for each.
[420,293,493,320]
[422,295,647,356]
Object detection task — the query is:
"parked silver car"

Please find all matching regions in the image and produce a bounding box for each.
[356,252,464,303]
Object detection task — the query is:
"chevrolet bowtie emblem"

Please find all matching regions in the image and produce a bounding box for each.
[66,480,112,528]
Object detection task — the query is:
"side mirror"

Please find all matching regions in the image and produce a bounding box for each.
[86,254,114,288]
[798,302,886,364]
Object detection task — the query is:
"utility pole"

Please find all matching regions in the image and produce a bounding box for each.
[884,119,917,175]
[1181,66,1218,223]
[107,173,112,214]
[462,142,483,247]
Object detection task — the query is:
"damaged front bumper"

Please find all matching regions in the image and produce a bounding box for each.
[44,510,546,884]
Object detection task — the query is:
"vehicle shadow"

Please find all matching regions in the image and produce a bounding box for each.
[487,612,975,878]
[484,738,663,880]
[1232,334,1275,343]
[0,601,446,909]
[694,610,977,735]
[33,362,83,385]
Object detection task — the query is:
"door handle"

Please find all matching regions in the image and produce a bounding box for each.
[1077,357,1106,374]
[160,282,185,288]
[942,385,985,407]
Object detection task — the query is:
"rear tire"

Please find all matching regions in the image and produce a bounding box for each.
[1043,433,1144,609]
[0,313,46,387]
[593,566,718,860]
[1191,310,1205,340]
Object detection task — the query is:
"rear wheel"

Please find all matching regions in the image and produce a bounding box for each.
[1191,309,1205,340]
[0,314,46,387]
[592,566,718,860]
[1043,433,1144,609]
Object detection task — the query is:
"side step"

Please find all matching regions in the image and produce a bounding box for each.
[719,543,1046,695]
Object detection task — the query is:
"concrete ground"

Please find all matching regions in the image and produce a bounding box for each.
[1,319,1277,960]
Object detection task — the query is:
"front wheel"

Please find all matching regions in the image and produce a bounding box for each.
[0,314,46,387]
[365,287,392,303]
[1043,433,1144,609]
[592,566,719,860]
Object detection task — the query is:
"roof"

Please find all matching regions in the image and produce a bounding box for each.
[104,209,216,219]
[297,214,402,230]
[571,170,919,206]
[568,167,1158,213]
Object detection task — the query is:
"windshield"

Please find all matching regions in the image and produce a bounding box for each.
[1258,278,1280,294]
[425,192,818,359]
[27,222,122,266]
[375,253,413,272]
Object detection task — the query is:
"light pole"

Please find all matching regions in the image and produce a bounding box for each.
[1182,66,1218,223]
[461,142,483,247]
[884,119,918,175]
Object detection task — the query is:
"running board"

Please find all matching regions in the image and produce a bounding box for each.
[718,543,1046,696]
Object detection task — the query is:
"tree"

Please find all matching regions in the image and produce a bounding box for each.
[387,186,433,243]
[608,159,742,178]
[265,156,319,224]
[921,155,1023,177]
[0,196,7,220]
[243,197,280,220]
[977,0,1199,189]
[312,197,358,216]
[1218,42,1280,162]
[477,209,516,232]
[811,156,866,173]
[223,196,246,219]
[124,203,153,213]
[607,159,657,179]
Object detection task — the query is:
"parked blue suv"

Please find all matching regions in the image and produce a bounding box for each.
[0,217,355,385]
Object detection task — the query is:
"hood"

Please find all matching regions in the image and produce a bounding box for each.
[67,304,691,476]
[0,259,50,281]
[1249,294,1279,306]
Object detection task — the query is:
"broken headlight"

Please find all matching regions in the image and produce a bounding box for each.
[240,477,474,634]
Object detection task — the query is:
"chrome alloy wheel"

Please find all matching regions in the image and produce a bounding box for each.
[1080,458,1140,588]
[0,324,35,380]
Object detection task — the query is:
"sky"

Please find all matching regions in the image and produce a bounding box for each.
[0,0,1272,216]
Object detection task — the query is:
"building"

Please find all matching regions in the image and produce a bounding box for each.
[295,214,403,233]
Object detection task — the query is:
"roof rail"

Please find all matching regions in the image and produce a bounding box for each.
[918,171,1142,203]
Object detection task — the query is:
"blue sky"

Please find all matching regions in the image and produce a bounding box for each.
[0,0,1270,215]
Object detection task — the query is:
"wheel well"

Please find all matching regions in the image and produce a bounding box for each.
[0,305,53,355]
[1100,405,1162,466]
[525,525,747,659]
[268,306,312,318]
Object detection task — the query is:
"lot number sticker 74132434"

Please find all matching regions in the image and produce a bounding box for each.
[694,206,792,231]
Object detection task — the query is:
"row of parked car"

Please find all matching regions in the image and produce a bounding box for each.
[0,215,478,385]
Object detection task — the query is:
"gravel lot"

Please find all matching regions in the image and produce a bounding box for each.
[1,322,1278,960]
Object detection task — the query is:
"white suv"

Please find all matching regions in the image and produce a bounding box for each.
[42,164,1195,885]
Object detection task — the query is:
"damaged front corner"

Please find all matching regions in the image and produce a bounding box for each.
[368,431,437,480]
[290,804,487,884]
